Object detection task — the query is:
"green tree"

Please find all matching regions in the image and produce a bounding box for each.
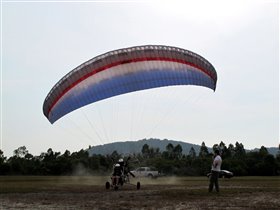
[110,150,120,162]
[40,148,63,175]
[0,150,9,175]
[188,147,196,159]
[259,146,268,156]
[56,150,72,175]
[13,146,28,158]
[228,143,235,157]
[262,154,277,175]
[0,150,6,164]
[173,144,183,159]
[8,146,36,174]
[199,142,209,158]
[220,142,231,158]
[212,144,219,152]
[166,143,173,151]
[276,144,280,175]
[141,144,150,158]
[162,143,175,159]
[234,142,246,159]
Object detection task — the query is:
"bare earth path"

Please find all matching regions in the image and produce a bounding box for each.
[1,176,279,209]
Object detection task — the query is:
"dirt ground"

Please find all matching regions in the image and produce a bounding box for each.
[1,176,279,210]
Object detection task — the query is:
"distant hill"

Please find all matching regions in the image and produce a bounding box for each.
[267,147,279,156]
[88,138,209,156]
[88,138,279,156]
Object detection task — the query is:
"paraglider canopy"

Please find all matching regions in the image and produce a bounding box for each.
[43,45,217,124]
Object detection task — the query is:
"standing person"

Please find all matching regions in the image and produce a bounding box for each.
[209,150,222,193]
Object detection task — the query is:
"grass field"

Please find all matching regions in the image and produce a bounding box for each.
[1,176,279,209]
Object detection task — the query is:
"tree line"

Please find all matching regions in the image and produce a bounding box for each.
[0,141,279,176]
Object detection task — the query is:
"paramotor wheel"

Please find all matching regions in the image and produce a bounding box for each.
[137,182,140,190]
[105,181,110,189]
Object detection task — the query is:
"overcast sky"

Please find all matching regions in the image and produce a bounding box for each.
[1,0,279,157]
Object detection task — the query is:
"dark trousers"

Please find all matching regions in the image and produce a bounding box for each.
[208,170,219,192]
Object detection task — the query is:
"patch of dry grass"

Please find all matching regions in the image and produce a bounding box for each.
[0,176,279,209]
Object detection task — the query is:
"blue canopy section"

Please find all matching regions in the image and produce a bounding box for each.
[49,67,214,123]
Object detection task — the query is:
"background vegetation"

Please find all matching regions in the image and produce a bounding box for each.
[0,141,279,176]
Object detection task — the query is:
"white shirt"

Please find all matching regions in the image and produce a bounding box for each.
[211,155,222,172]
